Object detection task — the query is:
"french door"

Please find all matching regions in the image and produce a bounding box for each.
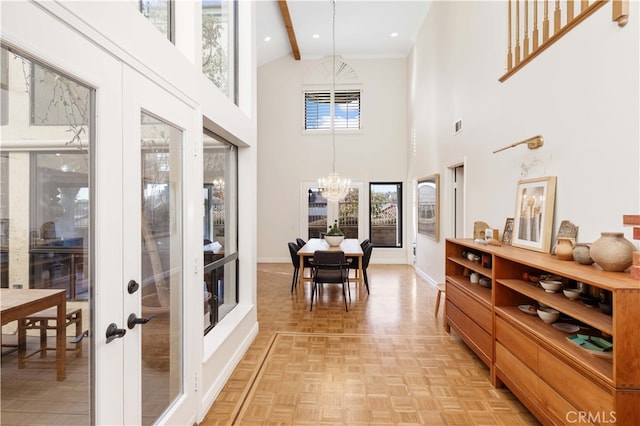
[119,68,198,425]
[1,3,199,425]
[301,181,365,240]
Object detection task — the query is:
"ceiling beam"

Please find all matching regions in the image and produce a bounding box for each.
[278,0,301,60]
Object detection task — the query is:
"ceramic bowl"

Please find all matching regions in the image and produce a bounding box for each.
[537,307,560,324]
[579,294,600,307]
[540,280,563,293]
[599,302,612,315]
[478,277,491,288]
[563,288,581,300]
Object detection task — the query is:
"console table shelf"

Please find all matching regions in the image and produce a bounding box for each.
[445,238,640,425]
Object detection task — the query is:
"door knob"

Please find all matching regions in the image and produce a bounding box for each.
[105,323,127,343]
[127,280,140,294]
[127,313,156,329]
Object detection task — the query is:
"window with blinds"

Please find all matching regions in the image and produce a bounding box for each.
[304,89,360,130]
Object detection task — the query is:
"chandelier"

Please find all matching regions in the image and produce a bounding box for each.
[318,0,350,202]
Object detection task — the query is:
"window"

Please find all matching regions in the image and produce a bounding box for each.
[202,0,238,103]
[203,130,238,333]
[369,183,402,248]
[304,89,361,130]
[139,0,174,42]
[30,62,90,126]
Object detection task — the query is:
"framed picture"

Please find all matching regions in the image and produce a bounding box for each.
[512,176,557,253]
[502,217,514,245]
[417,174,439,241]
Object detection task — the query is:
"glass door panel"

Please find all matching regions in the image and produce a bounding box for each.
[0,46,92,425]
[140,112,183,426]
[307,188,327,238]
[303,182,363,240]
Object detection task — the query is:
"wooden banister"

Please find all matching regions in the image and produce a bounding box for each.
[500,0,629,82]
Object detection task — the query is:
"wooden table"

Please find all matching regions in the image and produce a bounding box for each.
[297,238,364,288]
[1,289,67,380]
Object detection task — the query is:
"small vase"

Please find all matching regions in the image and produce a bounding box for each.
[590,232,635,272]
[573,243,594,265]
[555,237,575,261]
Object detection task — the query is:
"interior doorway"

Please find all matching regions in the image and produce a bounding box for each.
[450,164,465,238]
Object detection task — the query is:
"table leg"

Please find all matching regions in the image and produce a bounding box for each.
[298,254,305,288]
[55,293,66,381]
[357,256,363,285]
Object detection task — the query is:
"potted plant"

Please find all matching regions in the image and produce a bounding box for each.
[325,220,345,246]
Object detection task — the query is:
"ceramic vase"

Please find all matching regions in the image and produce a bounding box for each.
[572,243,594,265]
[589,232,635,272]
[555,237,575,261]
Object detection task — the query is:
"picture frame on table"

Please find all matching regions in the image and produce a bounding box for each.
[512,176,557,253]
[417,174,439,241]
[502,217,514,245]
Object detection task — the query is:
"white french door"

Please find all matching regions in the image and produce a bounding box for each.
[2,3,199,425]
[119,68,198,426]
[301,181,365,240]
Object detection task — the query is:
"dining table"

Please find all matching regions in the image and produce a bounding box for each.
[1,288,67,381]
[297,238,364,288]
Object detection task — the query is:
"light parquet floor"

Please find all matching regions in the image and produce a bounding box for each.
[201,264,539,426]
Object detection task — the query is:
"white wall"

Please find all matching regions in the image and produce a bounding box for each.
[257,56,409,264]
[409,1,640,284]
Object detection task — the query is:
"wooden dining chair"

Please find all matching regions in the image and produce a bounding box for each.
[310,250,350,312]
[288,242,302,292]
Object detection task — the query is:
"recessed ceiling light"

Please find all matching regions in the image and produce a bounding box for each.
[390,32,399,38]
[312,34,320,39]
[264,36,271,42]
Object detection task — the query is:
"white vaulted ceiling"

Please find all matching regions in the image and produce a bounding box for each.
[256,0,432,67]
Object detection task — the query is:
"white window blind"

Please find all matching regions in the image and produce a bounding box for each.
[334,90,360,129]
[304,89,360,130]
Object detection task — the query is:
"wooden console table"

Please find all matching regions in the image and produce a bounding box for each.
[445,238,640,425]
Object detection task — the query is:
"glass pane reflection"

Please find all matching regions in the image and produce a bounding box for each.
[0,46,92,425]
[140,111,183,425]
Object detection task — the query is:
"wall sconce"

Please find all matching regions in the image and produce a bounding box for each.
[493,135,544,154]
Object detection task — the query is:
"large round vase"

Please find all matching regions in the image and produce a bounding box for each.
[324,235,344,247]
[590,232,635,272]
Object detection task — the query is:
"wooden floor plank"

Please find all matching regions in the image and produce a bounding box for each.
[201,264,539,425]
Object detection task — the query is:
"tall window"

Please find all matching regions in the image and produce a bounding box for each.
[369,183,402,248]
[202,0,237,103]
[304,89,361,130]
[139,0,174,42]
[203,130,238,333]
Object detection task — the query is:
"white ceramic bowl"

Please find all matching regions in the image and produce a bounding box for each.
[537,307,560,324]
[324,235,344,247]
[563,288,581,300]
[540,280,562,293]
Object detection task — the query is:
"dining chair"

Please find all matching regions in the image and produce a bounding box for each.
[310,250,350,312]
[359,241,373,294]
[288,242,302,292]
[295,237,313,275]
